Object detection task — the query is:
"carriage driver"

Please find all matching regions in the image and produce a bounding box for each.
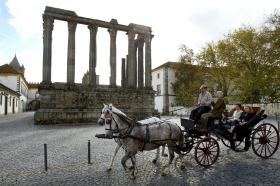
[189,84,213,123]
[199,91,226,133]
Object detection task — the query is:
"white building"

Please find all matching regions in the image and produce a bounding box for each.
[0,83,20,115]
[0,56,29,112]
[152,62,177,114]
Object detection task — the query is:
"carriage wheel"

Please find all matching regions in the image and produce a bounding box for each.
[194,137,220,167]
[221,138,242,148]
[252,123,279,159]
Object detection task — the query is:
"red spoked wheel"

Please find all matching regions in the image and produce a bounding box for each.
[252,123,279,159]
[194,137,220,167]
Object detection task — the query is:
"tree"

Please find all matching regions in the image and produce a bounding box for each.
[174,11,280,104]
[172,45,204,106]
[197,40,238,98]
[197,15,280,103]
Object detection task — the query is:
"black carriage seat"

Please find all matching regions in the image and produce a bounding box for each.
[181,117,195,130]
[233,109,266,142]
[246,109,266,129]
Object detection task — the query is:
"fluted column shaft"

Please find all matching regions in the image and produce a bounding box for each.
[42,15,54,83]
[145,34,152,87]
[137,35,144,88]
[88,25,98,86]
[108,28,117,86]
[127,30,136,87]
[67,21,77,83]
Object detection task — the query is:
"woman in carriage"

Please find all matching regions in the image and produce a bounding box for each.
[227,106,260,150]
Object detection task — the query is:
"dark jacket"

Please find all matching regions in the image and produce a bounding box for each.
[209,98,225,117]
[239,112,254,122]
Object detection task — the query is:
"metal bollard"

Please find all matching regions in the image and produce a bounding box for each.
[44,144,48,171]
[88,140,91,164]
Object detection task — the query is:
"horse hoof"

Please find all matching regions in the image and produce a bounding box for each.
[162,153,168,157]
[128,166,134,170]
[152,159,157,164]
[107,168,112,172]
[180,165,185,170]
[130,175,136,180]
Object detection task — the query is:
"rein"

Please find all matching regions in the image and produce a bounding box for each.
[105,111,134,138]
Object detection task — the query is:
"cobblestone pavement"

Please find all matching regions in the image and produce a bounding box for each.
[0,113,280,186]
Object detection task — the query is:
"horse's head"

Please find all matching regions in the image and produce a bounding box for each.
[98,104,130,138]
[98,104,113,138]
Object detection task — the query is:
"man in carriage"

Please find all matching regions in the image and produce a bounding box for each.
[189,84,213,124]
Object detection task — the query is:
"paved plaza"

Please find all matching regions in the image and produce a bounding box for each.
[0,112,280,186]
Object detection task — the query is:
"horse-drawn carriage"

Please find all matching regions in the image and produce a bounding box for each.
[179,106,280,167]
[96,104,279,178]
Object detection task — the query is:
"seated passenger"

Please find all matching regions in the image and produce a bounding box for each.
[228,106,255,150]
[199,91,225,133]
[227,104,243,122]
[189,84,212,123]
[227,106,254,133]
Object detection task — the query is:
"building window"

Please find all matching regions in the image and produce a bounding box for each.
[0,94,2,105]
[157,73,160,79]
[10,97,11,106]
[156,84,161,95]
[16,99,17,107]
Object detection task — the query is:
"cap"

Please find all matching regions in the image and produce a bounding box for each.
[200,85,207,90]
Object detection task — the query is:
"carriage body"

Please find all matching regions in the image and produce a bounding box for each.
[179,107,280,167]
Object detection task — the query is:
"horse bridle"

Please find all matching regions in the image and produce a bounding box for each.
[103,109,132,136]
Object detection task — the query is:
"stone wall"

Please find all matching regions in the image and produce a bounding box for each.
[34,83,155,124]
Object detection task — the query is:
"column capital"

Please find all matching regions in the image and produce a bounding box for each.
[127,30,135,40]
[43,15,54,31]
[68,21,77,32]
[108,28,117,37]
[144,34,153,43]
[137,34,145,48]
[88,25,98,33]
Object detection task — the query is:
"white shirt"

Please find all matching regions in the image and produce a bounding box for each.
[228,110,243,121]
[198,91,212,106]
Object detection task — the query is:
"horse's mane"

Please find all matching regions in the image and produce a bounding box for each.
[111,105,127,117]
[110,105,135,125]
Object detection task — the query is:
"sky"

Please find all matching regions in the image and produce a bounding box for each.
[0,0,280,85]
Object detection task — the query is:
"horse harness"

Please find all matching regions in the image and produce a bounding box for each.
[105,110,178,151]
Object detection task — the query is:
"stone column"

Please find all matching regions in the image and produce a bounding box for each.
[144,34,152,88]
[88,25,98,86]
[67,21,77,83]
[127,30,136,87]
[126,55,128,87]
[137,34,145,88]
[121,58,126,87]
[42,15,54,83]
[108,28,117,86]
[134,39,138,87]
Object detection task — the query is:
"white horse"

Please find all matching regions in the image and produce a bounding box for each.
[102,116,167,171]
[98,104,185,179]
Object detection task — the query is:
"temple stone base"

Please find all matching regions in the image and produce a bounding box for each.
[34,83,155,124]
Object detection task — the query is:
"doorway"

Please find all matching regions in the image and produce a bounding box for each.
[4,96,7,115]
